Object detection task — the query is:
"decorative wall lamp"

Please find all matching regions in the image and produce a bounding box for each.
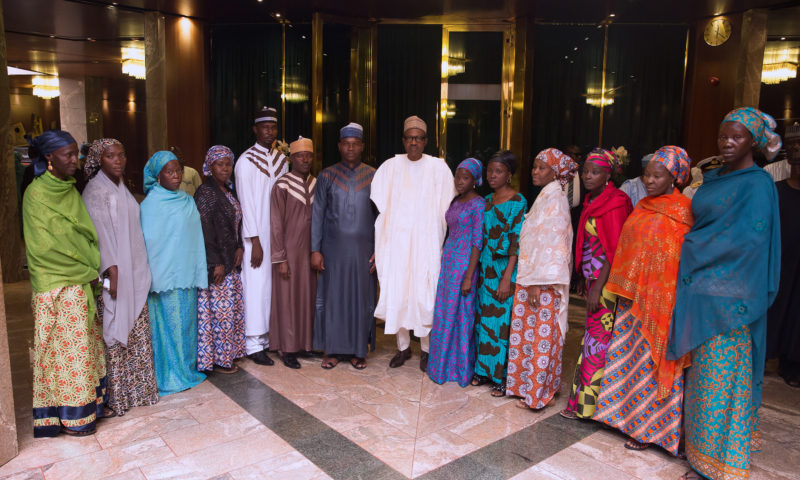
[761,42,798,85]
[121,46,146,80]
[32,75,59,99]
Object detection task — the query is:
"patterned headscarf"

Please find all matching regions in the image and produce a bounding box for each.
[585,148,620,175]
[203,145,235,178]
[456,158,483,186]
[84,138,122,179]
[721,107,782,161]
[143,151,178,194]
[651,145,691,185]
[535,148,579,187]
[28,130,77,176]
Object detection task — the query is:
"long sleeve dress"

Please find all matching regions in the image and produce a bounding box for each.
[428,195,485,387]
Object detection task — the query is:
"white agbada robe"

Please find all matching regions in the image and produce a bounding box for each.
[370,154,455,337]
[234,143,288,348]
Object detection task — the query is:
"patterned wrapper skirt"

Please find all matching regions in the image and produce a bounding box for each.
[31,284,107,437]
[593,298,684,455]
[100,300,159,415]
[148,288,206,396]
[505,285,564,409]
[685,324,761,480]
[197,270,246,370]
[565,279,617,418]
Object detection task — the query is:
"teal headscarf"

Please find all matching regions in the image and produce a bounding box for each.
[721,107,782,161]
[143,150,179,194]
[140,151,208,293]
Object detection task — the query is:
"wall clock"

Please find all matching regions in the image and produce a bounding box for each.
[704,17,732,46]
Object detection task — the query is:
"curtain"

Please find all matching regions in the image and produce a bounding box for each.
[377,25,442,164]
[321,24,352,169]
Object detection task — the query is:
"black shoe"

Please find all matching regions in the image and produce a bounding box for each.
[282,353,301,369]
[247,349,274,366]
[389,348,411,368]
[420,352,429,372]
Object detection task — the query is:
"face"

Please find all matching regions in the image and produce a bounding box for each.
[402,128,427,160]
[253,121,278,147]
[581,160,610,192]
[717,121,754,165]
[786,137,800,165]
[454,167,477,195]
[531,157,556,187]
[486,161,512,191]
[100,143,126,181]
[291,151,313,176]
[46,143,79,179]
[643,160,674,197]
[338,137,364,164]
[158,159,183,191]
[210,157,233,185]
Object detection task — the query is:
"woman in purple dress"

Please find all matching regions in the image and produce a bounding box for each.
[427,158,485,386]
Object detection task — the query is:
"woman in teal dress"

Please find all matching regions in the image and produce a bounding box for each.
[472,150,527,397]
[668,108,781,480]
[140,151,208,396]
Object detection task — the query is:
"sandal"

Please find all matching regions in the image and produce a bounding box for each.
[514,398,530,410]
[102,407,117,419]
[559,409,578,419]
[321,356,340,370]
[470,374,489,386]
[490,382,506,397]
[624,438,649,451]
[350,357,367,370]
[679,471,702,480]
[214,364,239,374]
[784,377,800,388]
[60,426,96,437]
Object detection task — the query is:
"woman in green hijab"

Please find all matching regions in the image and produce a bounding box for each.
[23,130,109,437]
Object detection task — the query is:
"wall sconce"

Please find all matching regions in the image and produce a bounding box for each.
[32,75,59,99]
[121,46,146,79]
[584,86,617,107]
[281,80,308,102]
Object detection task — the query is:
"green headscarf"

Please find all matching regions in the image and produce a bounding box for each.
[22,171,100,292]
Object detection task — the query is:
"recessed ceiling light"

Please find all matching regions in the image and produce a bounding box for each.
[609,13,616,17]
[781,37,787,40]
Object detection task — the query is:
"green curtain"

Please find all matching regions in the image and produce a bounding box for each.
[377,25,442,164]
[210,24,312,158]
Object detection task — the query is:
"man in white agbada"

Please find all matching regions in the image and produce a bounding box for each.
[370,115,455,371]
[234,106,288,365]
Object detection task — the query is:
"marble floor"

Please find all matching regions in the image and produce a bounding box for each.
[2,280,799,480]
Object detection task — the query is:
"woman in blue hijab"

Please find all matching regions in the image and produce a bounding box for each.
[668,108,781,480]
[140,151,208,395]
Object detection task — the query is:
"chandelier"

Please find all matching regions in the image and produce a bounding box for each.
[761,42,798,85]
[121,46,146,79]
[32,76,59,99]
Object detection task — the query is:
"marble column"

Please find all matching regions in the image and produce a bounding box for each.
[145,11,168,156]
[735,9,768,108]
[84,76,104,143]
[0,264,18,466]
[58,77,88,146]
[0,0,23,284]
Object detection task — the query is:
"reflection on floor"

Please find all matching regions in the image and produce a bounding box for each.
[2,280,799,479]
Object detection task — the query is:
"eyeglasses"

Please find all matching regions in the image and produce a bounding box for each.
[403,135,427,142]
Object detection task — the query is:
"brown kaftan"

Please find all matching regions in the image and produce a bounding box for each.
[269,171,317,353]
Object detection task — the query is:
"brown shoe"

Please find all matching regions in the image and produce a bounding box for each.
[389,348,411,368]
[420,352,429,372]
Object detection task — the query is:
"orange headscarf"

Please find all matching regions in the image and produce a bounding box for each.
[605,189,693,398]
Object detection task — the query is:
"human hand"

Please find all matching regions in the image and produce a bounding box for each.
[278,261,290,280]
[369,253,376,274]
[460,276,472,296]
[495,278,513,302]
[213,265,225,285]
[527,285,542,309]
[234,248,244,268]
[107,265,118,299]
[311,252,325,271]
[250,237,264,268]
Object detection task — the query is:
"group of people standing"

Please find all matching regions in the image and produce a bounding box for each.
[20,103,797,480]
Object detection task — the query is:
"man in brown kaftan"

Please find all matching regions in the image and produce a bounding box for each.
[269,137,317,369]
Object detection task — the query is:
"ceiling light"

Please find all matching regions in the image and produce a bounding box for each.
[33,76,59,99]
[762,42,798,85]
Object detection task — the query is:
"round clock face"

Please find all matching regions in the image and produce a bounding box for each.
[704,17,732,46]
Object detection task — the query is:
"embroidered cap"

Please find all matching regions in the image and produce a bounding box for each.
[254,106,278,125]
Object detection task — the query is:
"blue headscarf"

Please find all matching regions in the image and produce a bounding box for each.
[140,151,207,293]
[143,151,178,194]
[456,158,483,186]
[28,130,77,176]
[722,107,782,161]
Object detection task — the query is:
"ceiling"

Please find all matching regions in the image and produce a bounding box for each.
[4,0,800,90]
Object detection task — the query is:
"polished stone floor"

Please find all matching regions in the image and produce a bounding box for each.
[2,280,799,479]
